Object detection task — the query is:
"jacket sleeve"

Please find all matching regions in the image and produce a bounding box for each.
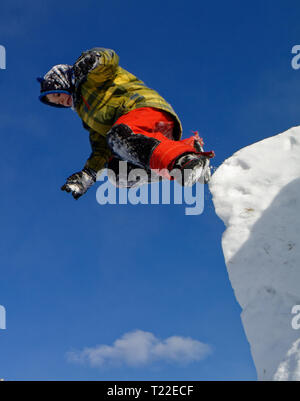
[74,48,119,88]
[83,126,112,173]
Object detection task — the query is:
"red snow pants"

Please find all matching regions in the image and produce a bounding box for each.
[113,107,198,178]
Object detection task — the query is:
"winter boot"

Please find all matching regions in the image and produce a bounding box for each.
[178,131,214,184]
[192,134,212,184]
[106,123,160,169]
[170,153,210,186]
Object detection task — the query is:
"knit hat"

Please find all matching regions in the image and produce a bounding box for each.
[37,64,74,108]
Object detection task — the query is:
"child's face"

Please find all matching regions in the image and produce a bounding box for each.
[46,93,72,107]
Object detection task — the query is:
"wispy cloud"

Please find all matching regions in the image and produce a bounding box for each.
[67,330,212,368]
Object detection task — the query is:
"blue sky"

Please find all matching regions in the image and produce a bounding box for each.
[0,0,300,380]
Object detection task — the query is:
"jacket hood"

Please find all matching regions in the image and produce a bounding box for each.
[37,64,74,108]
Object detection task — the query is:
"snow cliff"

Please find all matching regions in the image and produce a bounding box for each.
[209,126,300,381]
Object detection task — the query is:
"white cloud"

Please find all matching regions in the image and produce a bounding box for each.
[67,330,212,368]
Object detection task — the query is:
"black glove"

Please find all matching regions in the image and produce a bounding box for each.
[73,51,99,85]
[61,167,97,200]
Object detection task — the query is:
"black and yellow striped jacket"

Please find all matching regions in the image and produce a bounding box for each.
[73,48,182,173]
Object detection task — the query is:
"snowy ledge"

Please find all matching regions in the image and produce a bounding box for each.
[209,126,300,381]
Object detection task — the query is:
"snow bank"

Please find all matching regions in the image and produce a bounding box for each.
[209,126,300,380]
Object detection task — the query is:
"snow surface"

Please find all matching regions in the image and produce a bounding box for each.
[209,126,300,381]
